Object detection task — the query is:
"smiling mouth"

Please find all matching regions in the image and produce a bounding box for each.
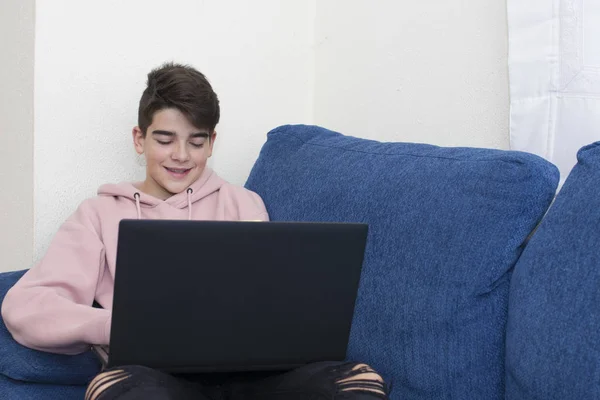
[165,167,192,177]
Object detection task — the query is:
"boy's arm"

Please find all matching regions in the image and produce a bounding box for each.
[1,201,111,355]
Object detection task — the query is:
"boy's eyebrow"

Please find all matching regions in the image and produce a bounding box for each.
[151,130,209,138]
[151,130,175,137]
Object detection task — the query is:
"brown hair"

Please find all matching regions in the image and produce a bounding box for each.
[138,62,220,136]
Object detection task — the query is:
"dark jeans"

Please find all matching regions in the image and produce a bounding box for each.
[86,361,388,400]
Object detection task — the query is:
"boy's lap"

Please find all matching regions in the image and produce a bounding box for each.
[229,361,343,399]
[92,361,383,400]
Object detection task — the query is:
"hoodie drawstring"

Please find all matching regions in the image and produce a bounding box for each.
[187,188,193,220]
[134,192,141,219]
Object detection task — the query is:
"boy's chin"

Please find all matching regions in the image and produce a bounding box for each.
[163,183,190,195]
[160,178,196,195]
[154,169,202,195]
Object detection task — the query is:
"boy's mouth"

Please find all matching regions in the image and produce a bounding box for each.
[165,167,192,178]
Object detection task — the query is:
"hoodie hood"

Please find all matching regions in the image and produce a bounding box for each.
[97,167,226,218]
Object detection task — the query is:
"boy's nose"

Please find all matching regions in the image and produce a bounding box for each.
[171,143,190,162]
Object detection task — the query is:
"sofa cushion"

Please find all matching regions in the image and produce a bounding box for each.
[506,141,600,399]
[0,270,101,385]
[0,374,86,400]
[245,125,559,400]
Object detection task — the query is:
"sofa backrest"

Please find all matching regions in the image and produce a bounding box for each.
[506,141,600,399]
[245,125,559,399]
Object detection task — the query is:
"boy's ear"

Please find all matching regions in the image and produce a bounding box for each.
[208,131,217,158]
[132,127,145,155]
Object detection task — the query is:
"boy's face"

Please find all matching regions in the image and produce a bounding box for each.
[133,108,216,200]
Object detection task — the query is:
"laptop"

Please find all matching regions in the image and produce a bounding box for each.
[97,220,368,374]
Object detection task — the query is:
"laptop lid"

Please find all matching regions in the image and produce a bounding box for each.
[109,220,368,373]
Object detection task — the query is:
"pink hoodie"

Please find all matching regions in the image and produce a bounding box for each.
[1,168,268,355]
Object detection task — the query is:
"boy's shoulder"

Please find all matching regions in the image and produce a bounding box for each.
[218,181,264,204]
[216,181,267,220]
[219,180,260,197]
[70,184,135,221]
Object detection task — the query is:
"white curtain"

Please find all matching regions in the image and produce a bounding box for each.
[508,0,600,183]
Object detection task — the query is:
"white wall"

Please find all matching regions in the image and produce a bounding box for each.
[29,0,510,264]
[314,0,509,149]
[33,0,316,261]
[0,0,35,272]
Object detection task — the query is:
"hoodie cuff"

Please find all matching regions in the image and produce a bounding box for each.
[104,314,112,345]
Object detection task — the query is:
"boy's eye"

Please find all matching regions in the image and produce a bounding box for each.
[190,142,205,148]
[156,140,171,145]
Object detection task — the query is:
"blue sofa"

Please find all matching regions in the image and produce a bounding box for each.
[1,125,598,399]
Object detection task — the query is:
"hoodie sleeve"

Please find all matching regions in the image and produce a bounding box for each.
[1,200,111,355]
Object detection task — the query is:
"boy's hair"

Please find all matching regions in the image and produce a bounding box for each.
[138,62,220,136]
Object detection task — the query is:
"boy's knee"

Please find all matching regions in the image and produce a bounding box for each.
[336,363,387,397]
[85,368,131,400]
